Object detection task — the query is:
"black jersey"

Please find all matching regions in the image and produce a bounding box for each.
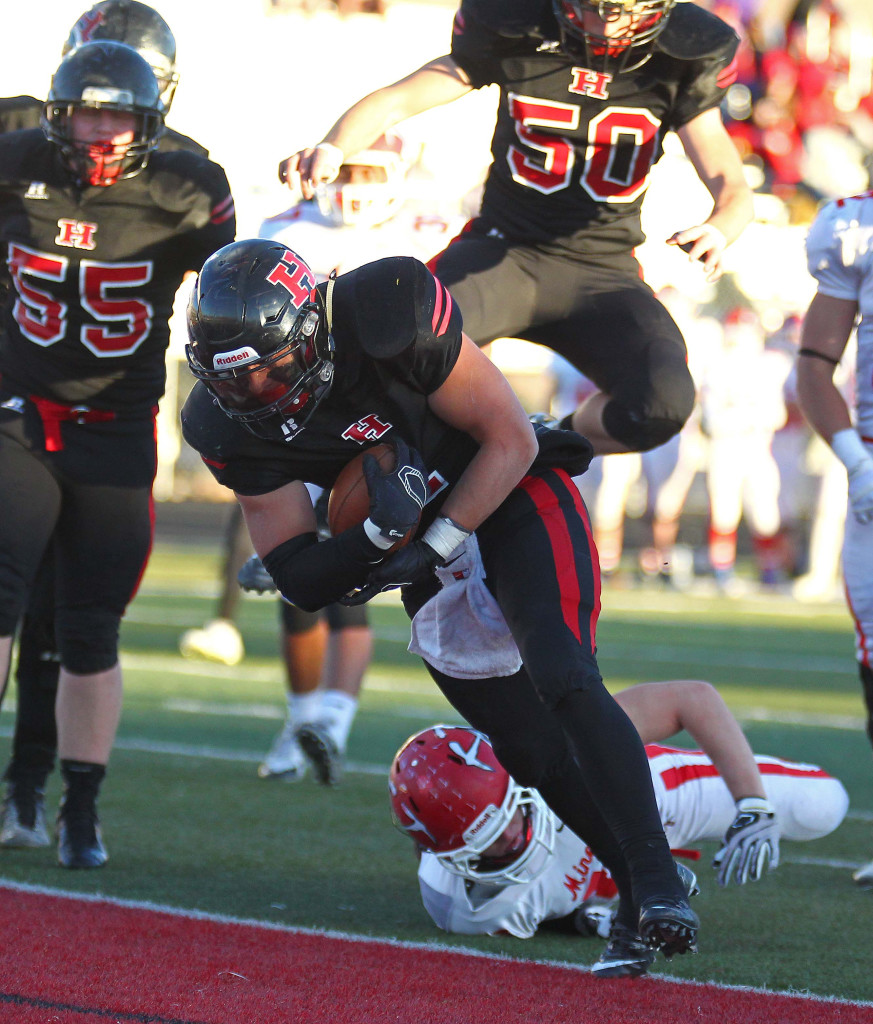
[182,256,591,525]
[450,0,739,254]
[0,93,209,157]
[0,129,235,411]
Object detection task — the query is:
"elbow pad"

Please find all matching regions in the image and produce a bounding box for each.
[262,526,385,612]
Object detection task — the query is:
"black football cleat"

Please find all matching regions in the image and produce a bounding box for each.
[297,722,343,786]
[57,799,108,869]
[0,771,50,849]
[638,895,699,959]
[591,922,656,978]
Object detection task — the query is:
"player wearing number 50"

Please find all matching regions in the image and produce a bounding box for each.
[0,41,235,868]
[280,0,753,456]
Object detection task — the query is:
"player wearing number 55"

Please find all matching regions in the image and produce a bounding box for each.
[279,0,753,457]
[0,41,234,868]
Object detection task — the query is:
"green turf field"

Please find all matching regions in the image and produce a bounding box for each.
[1,538,870,1002]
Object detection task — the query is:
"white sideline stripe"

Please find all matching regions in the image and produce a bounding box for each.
[1,879,871,1010]
[162,697,438,721]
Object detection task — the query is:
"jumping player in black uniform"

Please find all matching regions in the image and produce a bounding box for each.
[0,40,235,868]
[280,0,753,456]
[0,2,218,861]
[181,237,699,968]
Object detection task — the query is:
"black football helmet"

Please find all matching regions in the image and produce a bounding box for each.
[42,41,164,187]
[63,0,179,112]
[552,0,676,74]
[186,239,335,441]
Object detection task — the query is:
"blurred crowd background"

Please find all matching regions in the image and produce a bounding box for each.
[2,0,870,600]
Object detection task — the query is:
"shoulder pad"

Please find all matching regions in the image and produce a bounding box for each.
[459,0,552,38]
[147,151,224,213]
[348,256,425,359]
[656,2,739,61]
[159,127,209,159]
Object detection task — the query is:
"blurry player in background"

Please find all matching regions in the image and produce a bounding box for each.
[0,41,235,867]
[391,680,847,976]
[182,134,464,785]
[796,189,873,888]
[698,306,793,592]
[281,0,754,458]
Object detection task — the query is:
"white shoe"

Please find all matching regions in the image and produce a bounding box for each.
[179,618,244,666]
[258,719,308,781]
[853,858,873,888]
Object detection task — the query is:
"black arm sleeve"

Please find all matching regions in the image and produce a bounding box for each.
[262,526,385,612]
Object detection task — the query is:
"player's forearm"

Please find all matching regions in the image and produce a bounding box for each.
[796,366,852,445]
[439,432,538,532]
[672,681,765,800]
[705,180,754,246]
[320,56,470,158]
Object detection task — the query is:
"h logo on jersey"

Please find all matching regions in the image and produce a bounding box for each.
[342,413,392,444]
[25,182,48,201]
[569,67,612,100]
[55,219,97,250]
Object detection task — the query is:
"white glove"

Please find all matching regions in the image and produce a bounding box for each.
[831,429,873,524]
[713,797,780,886]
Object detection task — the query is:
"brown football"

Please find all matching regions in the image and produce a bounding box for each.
[327,443,418,550]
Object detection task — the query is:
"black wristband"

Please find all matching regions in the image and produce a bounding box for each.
[798,347,840,366]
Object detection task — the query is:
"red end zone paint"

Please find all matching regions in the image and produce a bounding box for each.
[1,885,871,1024]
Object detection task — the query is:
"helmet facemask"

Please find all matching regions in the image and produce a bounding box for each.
[43,96,162,186]
[188,304,334,439]
[552,0,676,74]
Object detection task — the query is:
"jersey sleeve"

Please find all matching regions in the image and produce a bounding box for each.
[450,0,539,89]
[661,7,740,129]
[150,154,236,272]
[805,198,866,301]
[354,257,463,394]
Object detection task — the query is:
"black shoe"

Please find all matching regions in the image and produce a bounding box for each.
[297,722,343,786]
[0,773,50,849]
[591,922,656,978]
[57,798,108,869]
[638,895,699,959]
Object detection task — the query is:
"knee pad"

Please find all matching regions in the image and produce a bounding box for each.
[602,398,691,452]
[279,600,320,636]
[55,608,120,674]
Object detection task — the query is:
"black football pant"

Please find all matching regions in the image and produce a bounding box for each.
[0,399,155,697]
[404,467,684,921]
[430,227,695,451]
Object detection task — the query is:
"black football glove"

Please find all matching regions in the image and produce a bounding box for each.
[364,437,428,546]
[713,797,780,886]
[238,554,277,594]
[340,539,444,606]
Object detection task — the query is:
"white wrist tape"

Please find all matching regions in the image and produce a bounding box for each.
[736,796,775,816]
[315,142,344,174]
[422,516,471,561]
[831,428,872,474]
[363,518,397,550]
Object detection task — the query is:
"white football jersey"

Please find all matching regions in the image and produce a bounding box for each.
[806,191,873,436]
[417,745,848,938]
[258,200,463,283]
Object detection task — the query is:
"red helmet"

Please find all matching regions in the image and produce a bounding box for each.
[318,132,409,227]
[389,724,556,885]
[552,0,677,74]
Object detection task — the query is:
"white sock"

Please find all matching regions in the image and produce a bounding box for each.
[318,690,359,751]
[288,691,322,727]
